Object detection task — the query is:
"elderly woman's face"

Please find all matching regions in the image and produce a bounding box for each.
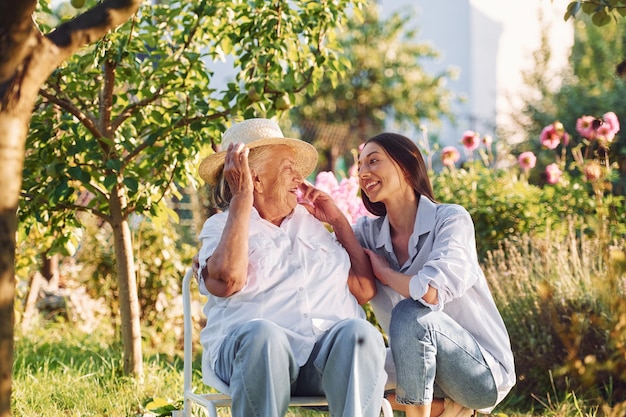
[252,145,303,220]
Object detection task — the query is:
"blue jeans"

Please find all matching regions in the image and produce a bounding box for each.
[389,298,497,410]
[214,318,387,417]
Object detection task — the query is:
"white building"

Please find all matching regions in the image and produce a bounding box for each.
[380,0,574,146]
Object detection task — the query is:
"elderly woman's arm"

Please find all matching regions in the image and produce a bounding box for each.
[201,143,254,297]
[330,215,377,304]
[203,194,252,297]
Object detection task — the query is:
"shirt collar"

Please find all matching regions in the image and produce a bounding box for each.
[249,205,302,226]
[416,195,437,237]
[375,195,437,251]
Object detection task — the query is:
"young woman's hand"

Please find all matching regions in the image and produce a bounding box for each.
[363,248,391,284]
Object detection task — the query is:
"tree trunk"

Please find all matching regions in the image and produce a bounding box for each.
[0,213,16,417]
[0,108,31,417]
[21,271,43,331]
[0,1,144,413]
[110,186,143,379]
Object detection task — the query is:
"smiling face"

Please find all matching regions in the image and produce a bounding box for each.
[251,145,303,224]
[357,142,408,204]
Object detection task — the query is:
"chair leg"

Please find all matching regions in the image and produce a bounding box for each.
[381,397,394,417]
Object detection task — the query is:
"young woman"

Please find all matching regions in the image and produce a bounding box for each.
[353,133,516,417]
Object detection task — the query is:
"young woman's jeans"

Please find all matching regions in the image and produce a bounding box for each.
[214,318,387,417]
[389,298,498,410]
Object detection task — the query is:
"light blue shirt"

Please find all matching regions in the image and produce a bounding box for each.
[354,196,515,409]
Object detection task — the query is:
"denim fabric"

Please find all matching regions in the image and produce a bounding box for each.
[214,318,387,417]
[389,298,498,410]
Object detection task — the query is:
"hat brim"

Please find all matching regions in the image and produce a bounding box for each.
[198,137,318,185]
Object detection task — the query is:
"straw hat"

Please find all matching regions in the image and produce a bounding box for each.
[198,118,318,185]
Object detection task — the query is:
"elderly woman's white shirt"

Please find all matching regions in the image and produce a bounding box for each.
[197,204,364,376]
[354,197,516,412]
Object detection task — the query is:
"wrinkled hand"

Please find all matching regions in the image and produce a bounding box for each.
[298,182,345,225]
[223,142,253,198]
[364,248,391,285]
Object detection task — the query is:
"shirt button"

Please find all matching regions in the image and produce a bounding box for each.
[303,313,308,318]
[299,287,304,291]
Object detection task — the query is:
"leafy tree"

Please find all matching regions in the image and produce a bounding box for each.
[2,0,365,411]
[20,0,365,380]
[289,3,454,172]
[565,0,626,26]
[0,1,142,414]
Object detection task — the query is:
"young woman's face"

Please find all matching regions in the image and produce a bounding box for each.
[357,142,407,203]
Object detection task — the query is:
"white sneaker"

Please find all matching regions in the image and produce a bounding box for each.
[439,398,475,417]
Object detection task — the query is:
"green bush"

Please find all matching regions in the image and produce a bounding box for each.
[483,227,626,413]
[71,214,196,349]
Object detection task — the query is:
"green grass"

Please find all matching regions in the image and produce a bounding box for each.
[12,319,614,417]
[13,324,180,416]
[12,323,324,416]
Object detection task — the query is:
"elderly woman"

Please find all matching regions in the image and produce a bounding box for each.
[195,118,387,417]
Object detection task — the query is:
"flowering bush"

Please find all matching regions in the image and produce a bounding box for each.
[430,111,625,256]
[313,169,372,225]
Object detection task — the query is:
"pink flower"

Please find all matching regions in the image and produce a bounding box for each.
[540,121,569,149]
[576,115,597,140]
[596,111,620,143]
[314,171,339,194]
[602,111,620,133]
[545,163,562,184]
[540,125,561,149]
[518,151,537,170]
[482,135,493,147]
[461,130,480,152]
[441,146,460,168]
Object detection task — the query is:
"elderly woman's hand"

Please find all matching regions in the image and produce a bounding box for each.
[223,142,253,199]
[297,182,345,225]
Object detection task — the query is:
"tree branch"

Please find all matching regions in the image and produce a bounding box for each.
[121,110,231,167]
[111,85,164,131]
[45,0,143,64]
[39,89,102,138]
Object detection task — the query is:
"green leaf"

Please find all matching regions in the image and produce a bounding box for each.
[123,177,139,193]
[581,2,597,13]
[67,166,91,183]
[103,175,117,189]
[105,160,122,171]
[591,10,612,25]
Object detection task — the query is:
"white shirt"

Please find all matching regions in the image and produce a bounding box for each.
[354,196,516,412]
[197,205,365,375]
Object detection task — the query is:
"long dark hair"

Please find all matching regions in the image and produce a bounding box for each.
[360,132,436,216]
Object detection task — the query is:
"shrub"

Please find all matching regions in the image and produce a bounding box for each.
[484,226,626,411]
